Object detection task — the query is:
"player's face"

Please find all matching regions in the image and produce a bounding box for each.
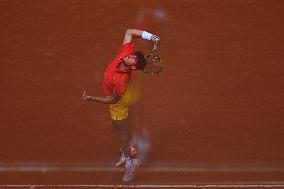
[123,54,138,67]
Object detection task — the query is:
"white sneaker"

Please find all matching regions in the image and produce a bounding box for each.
[115,153,126,167]
[123,157,138,182]
[116,146,137,167]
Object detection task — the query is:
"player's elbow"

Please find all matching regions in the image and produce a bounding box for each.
[106,95,120,104]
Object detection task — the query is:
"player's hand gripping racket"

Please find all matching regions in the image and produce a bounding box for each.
[143,37,163,75]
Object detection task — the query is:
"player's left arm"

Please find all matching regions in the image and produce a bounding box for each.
[82,91,121,104]
[123,29,160,45]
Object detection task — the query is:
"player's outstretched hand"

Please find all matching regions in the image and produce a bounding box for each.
[82,90,92,101]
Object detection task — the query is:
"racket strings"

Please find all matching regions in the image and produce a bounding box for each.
[144,50,163,75]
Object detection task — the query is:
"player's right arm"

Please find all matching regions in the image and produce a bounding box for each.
[82,91,121,104]
[123,29,160,45]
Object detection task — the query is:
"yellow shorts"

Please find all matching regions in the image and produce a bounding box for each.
[109,74,143,120]
[109,89,131,120]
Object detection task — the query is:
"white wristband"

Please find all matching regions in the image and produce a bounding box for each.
[142,31,153,40]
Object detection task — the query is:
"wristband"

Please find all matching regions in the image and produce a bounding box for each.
[142,31,153,40]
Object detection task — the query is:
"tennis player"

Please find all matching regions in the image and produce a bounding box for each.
[82,29,160,182]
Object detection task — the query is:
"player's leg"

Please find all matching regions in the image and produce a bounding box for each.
[112,119,131,154]
[110,93,132,167]
[109,91,138,182]
[112,120,127,165]
[117,118,132,157]
[117,118,138,183]
[112,119,132,162]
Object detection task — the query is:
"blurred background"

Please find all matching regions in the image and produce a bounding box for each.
[0,0,283,184]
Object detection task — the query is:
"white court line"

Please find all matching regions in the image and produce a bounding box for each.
[2,184,284,188]
[2,165,284,188]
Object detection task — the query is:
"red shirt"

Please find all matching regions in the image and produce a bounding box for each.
[103,42,134,96]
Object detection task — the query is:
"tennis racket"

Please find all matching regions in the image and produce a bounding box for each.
[143,37,163,75]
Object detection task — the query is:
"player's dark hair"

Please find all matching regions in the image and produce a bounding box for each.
[134,51,146,70]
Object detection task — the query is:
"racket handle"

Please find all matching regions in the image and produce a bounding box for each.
[153,43,157,51]
[153,37,160,51]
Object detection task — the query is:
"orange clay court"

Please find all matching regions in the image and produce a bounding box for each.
[0,0,283,188]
